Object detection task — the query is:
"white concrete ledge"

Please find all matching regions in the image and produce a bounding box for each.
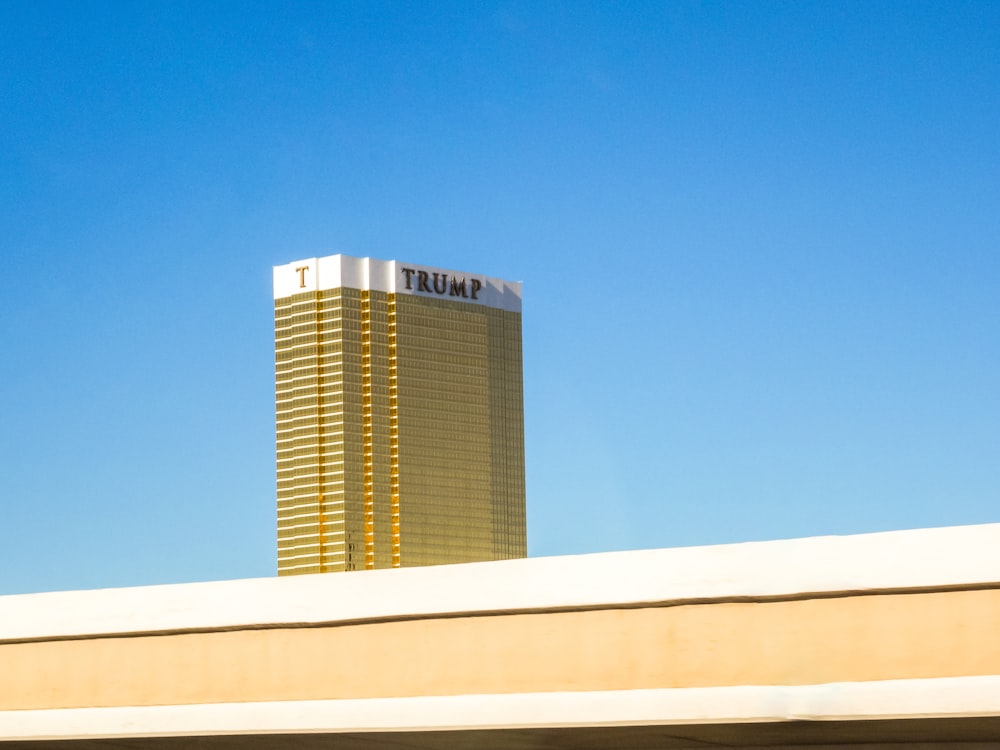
[2,523,1000,642]
[3,677,1000,740]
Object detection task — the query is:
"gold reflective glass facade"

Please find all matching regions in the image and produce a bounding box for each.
[275,261,525,575]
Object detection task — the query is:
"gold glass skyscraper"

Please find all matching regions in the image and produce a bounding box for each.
[273,254,526,575]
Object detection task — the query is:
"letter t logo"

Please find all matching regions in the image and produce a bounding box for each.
[295,266,309,288]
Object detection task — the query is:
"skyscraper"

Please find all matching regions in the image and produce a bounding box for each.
[273,254,526,575]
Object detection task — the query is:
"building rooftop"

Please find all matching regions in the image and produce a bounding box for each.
[3,523,1000,747]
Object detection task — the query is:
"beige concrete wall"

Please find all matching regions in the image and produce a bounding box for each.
[4,587,1000,711]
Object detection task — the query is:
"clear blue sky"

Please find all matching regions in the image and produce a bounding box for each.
[1,1,998,594]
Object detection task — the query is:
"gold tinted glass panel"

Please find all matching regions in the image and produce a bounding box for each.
[276,286,525,575]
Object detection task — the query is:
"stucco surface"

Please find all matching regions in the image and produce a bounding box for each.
[3,588,1000,711]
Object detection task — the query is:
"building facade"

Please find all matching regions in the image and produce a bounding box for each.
[273,254,526,575]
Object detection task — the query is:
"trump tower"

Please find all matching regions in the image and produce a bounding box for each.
[273,254,526,575]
